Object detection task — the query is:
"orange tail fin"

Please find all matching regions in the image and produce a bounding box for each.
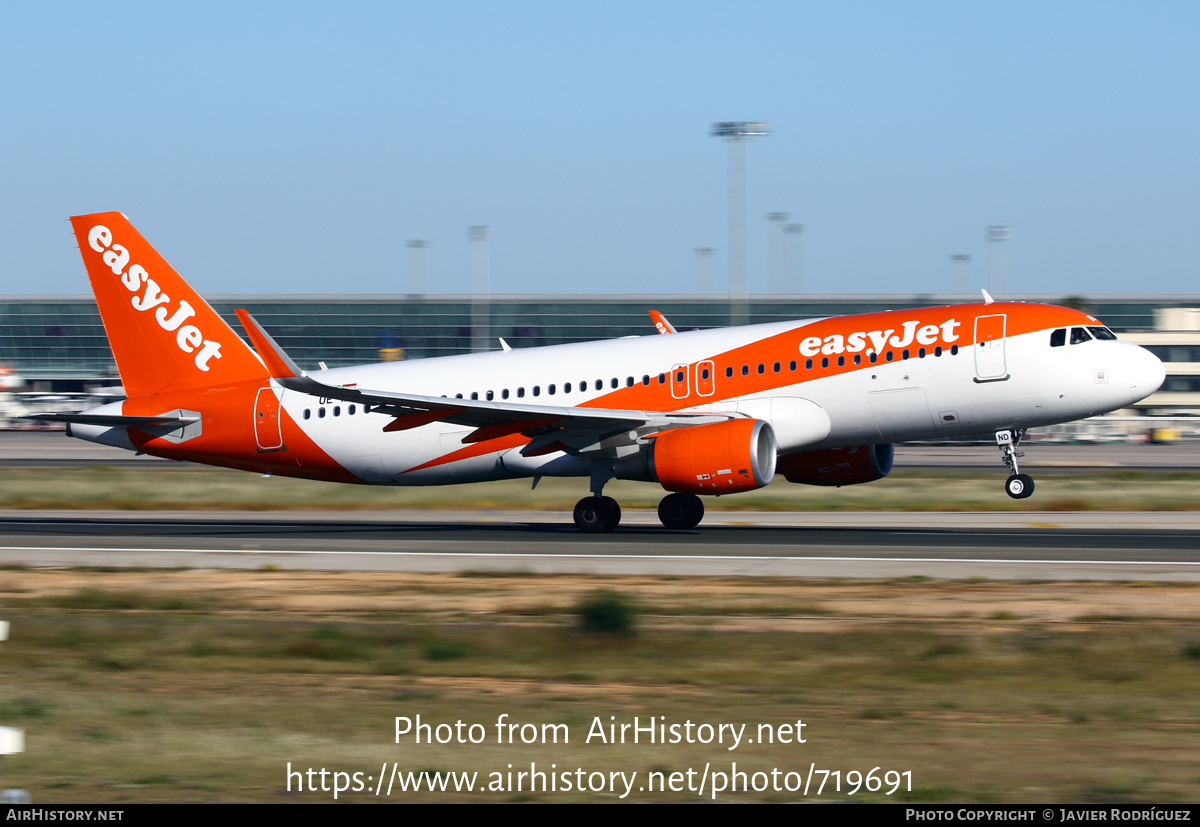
[69,212,267,398]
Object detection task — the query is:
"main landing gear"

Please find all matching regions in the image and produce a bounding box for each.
[572,492,707,532]
[658,492,704,530]
[573,496,621,533]
[996,428,1035,500]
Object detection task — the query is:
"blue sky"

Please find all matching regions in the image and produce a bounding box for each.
[1,1,1197,296]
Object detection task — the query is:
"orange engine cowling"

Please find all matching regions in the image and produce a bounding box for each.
[776,444,894,486]
[644,419,777,495]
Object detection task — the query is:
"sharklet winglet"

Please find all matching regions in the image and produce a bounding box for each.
[235,309,303,380]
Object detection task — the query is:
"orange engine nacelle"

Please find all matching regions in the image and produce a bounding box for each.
[640,418,777,495]
[776,444,894,487]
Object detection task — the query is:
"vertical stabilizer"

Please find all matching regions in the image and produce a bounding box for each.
[69,212,267,397]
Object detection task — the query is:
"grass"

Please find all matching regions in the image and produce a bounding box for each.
[0,465,1198,511]
[0,571,1199,802]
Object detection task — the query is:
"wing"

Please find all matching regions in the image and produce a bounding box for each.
[235,309,734,458]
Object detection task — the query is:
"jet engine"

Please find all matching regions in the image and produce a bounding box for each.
[616,418,777,494]
[776,443,894,486]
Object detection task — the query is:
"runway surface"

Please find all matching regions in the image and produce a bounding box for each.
[0,509,1196,581]
[2,431,1197,471]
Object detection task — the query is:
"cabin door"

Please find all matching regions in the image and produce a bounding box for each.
[254,387,284,451]
[974,314,1008,381]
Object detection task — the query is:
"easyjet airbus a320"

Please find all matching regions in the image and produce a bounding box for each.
[34,213,1166,532]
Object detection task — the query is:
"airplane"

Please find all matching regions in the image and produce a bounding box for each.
[30,212,1166,532]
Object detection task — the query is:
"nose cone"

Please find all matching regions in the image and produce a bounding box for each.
[1127,345,1166,403]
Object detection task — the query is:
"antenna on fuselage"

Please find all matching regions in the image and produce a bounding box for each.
[981,289,995,305]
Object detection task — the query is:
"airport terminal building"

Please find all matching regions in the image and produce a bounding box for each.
[1,293,1197,416]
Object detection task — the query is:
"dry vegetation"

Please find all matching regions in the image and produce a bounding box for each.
[1,568,1199,803]
[0,466,1198,512]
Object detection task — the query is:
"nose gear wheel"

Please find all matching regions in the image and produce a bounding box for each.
[996,429,1036,500]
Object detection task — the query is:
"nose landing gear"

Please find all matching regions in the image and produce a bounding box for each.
[997,428,1035,499]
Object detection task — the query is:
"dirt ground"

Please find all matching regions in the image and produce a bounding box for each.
[2,568,1199,803]
[4,567,1198,632]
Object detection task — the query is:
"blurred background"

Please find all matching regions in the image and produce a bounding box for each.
[1,2,1197,440]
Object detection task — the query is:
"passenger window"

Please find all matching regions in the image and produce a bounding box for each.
[532,386,540,397]
[303,409,311,420]
[564,383,571,393]
[675,370,684,383]
[626,377,634,387]
[1070,327,1092,345]
[885,351,894,362]
[805,359,813,369]
[853,354,862,365]
[595,379,603,391]
[700,367,710,380]
[934,346,943,357]
[548,384,556,395]
[486,390,494,401]
[1050,328,1066,347]
[950,345,959,355]
[757,364,765,374]
[725,367,733,378]
[642,375,650,385]
[610,378,618,389]
[773,362,781,373]
[741,365,749,376]
[349,405,356,415]
[658,373,666,384]
[470,392,478,400]
[837,355,845,367]
[918,348,926,358]
[821,357,829,368]
[1088,326,1117,341]
[502,389,509,400]
[902,349,910,360]
[517,387,525,398]
[333,406,341,416]
[318,407,326,418]
[869,352,878,363]
[789,360,797,371]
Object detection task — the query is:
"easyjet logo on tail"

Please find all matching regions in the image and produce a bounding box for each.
[87,224,223,371]
[798,318,962,357]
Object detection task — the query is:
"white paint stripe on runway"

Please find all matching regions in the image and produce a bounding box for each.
[1,545,1197,567]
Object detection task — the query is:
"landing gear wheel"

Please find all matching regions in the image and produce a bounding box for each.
[1005,473,1035,500]
[574,496,621,533]
[599,496,621,532]
[658,492,705,529]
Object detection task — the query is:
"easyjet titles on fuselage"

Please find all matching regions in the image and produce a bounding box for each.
[86,224,223,371]
[797,318,962,358]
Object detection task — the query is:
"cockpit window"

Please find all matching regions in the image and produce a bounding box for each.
[1070,327,1093,345]
[1088,326,1117,341]
[1050,328,1066,347]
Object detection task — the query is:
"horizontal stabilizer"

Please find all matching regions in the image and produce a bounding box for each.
[19,413,199,427]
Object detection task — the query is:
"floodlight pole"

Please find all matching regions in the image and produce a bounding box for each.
[710,121,770,325]
[784,223,804,294]
[469,227,490,353]
[766,212,788,294]
[986,226,1011,295]
[406,240,430,296]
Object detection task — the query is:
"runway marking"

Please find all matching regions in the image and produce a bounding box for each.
[1,546,1197,567]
